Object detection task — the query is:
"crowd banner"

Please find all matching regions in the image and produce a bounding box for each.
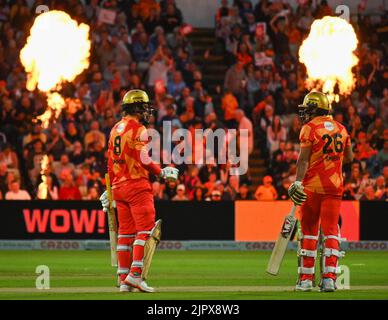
[1,240,388,251]
[0,200,235,240]
[235,201,360,241]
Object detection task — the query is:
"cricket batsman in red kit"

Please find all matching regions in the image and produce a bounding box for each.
[99,89,178,293]
[288,91,354,292]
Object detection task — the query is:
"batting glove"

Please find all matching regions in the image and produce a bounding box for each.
[160,167,179,181]
[99,190,115,213]
[288,181,307,206]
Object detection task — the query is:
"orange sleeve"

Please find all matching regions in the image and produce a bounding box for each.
[299,124,314,148]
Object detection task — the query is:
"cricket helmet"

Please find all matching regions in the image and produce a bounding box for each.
[298,91,331,124]
[121,89,154,125]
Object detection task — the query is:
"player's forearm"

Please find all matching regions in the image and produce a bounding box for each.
[137,148,162,176]
[141,161,162,176]
[344,145,354,163]
[295,159,309,182]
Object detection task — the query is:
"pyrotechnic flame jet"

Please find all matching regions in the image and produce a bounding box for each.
[20,10,91,198]
[299,16,359,103]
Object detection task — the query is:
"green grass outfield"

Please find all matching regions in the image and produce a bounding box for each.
[0,250,387,300]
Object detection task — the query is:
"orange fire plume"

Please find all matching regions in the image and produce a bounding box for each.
[20,10,91,127]
[299,16,359,102]
[37,155,50,199]
[20,10,91,199]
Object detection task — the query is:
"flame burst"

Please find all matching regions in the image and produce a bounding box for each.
[299,16,359,102]
[20,10,91,127]
[20,10,90,93]
[37,155,50,200]
[20,11,90,199]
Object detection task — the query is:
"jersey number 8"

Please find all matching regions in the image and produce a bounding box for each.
[113,136,121,156]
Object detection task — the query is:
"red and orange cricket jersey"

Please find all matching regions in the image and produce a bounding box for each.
[300,116,351,196]
[107,117,161,188]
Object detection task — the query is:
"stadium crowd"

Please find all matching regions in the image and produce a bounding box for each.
[0,0,387,201]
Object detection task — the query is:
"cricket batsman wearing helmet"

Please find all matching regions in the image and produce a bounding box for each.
[99,89,179,293]
[288,91,353,292]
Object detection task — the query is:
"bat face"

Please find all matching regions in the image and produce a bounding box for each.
[281,215,297,238]
[266,206,297,276]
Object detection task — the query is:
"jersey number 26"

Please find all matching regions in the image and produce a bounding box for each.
[322,133,344,154]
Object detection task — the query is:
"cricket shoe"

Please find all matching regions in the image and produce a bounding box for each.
[119,282,139,293]
[124,274,155,293]
[295,280,313,292]
[320,278,336,292]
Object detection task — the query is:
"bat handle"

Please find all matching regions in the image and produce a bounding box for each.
[290,204,297,217]
[105,173,113,207]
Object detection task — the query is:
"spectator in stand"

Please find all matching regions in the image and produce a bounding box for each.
[208,189,222,201]
[0,162,8,196]
[161,2,183,34]
[367,117,386,149]
[23,124,47,147]
[221,91,239,128]
[349,115,363,140]
[24,139,45,186]
[374,175,386,199]
[225,175,239,199]
[235,183,253,200]
[164,178,178,199]
[0,143,18,170]
[254,175,277,201]
[53,154,75,181]
[133,32,155,74]
[84,120,106,150]
[58,172,82,200]
[269,11,290,59]
[148,45,172,89]
[5,179,31,200]
[267,115,286,157]
[167,71,186,98]
[345,162,362,198]
[288,114,302,144]
[153,181,168,201]
[37,175,59,200]
[355,131,378,171]
[277,178,291,200]
[64,122,82,144]
[204,172,218,197]
[193,186,205,201]
[69,141,86,167]
[224,61,247,107]
[213,181,232,200]
[377,139,388,167]
[172,184,189,201]
[46,127,70,161]
[236,41,253,67]
[235,109,254,155]
[360,185,377,201]
[85,186,99,200]
[216,0,231,25]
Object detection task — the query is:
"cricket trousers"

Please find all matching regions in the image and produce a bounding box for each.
[299,190,343,282]
[113,178,156,281]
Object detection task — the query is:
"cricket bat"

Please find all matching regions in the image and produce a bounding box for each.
[266,204,297,276]
[104,173,118,267]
